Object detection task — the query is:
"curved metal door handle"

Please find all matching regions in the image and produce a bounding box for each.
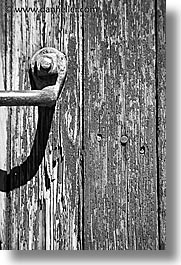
[0,47,67,107]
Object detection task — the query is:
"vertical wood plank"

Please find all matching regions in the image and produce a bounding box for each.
[0,0,83,250]
[156,0,166,250]
[125,0,158,249]
[0,15,8,249]
[43,0,84,249]
[83,0,159,250]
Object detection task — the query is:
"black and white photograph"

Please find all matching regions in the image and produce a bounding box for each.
[0,0,167,252]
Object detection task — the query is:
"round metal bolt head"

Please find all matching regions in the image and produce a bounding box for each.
[40,57,52,69]
[121,135,128,145]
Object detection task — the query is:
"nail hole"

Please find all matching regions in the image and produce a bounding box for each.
[97,133,102,142]
[140,146,145,154]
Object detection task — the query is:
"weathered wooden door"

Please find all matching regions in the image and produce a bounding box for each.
[0,0,166,250]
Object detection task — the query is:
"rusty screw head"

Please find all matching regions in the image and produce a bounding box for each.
[120,135,128,145]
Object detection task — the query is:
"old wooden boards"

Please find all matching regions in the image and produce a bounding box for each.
[0,0,166,250]
[0,0,84,250]
[83,0,166,250]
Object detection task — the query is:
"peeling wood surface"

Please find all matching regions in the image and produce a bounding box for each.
[83,0,159,250]
[0,0,83,250]
[0,37,8,250]
[0,0,166,250]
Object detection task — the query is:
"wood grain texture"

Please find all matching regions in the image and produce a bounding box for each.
[83,0,162,250]
[0,0,166,250]
[0,30,8,250]
[0,0,83,250]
